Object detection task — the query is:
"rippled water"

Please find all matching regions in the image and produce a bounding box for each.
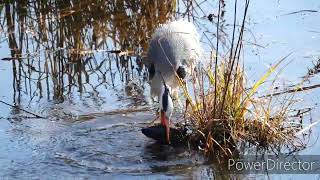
[0,112,207,178]
[1,0,320,179]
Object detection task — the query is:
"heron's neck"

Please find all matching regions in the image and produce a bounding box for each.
[160,84,173,117]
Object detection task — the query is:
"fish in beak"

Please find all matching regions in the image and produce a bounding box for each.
[160,110,170,144]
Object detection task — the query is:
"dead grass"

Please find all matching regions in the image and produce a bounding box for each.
[176,0,307,158]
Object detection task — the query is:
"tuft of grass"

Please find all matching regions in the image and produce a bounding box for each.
[176,0,307,158]
[180,52,307,158]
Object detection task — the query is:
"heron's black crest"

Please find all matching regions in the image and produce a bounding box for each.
[176,66,186,79]
[161,85,170,112]
[148,63,155,80]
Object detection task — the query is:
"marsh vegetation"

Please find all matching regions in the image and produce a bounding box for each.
[0,0,320,178]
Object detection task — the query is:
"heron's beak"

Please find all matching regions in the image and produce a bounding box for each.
[160,110,170,144]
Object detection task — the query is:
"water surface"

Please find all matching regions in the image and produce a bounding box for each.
[0,0,320,179]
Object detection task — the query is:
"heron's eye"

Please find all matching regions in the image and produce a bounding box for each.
[176,66,186,79]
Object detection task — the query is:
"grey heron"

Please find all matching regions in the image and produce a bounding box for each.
[147,20,201,144]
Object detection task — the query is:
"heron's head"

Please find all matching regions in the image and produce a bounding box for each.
[159,83,173,144]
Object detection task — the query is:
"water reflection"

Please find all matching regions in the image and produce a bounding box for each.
[1,0,177,105]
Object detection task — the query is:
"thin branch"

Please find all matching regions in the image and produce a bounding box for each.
[0,100,46,119]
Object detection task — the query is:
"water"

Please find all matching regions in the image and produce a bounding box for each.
[0,112,204,178]
[0,0,320,179]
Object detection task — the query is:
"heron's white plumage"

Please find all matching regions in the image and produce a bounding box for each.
[152,20,201,62]
[148,20,202,98]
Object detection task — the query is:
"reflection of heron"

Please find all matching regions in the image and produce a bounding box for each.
[147,20,201,144]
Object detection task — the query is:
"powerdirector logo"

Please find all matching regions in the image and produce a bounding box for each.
[227,155,320,174]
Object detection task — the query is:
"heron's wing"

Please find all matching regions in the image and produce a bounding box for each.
[148,20,201,66]
[148,36,179,76]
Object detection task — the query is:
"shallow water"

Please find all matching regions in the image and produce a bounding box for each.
[0,0,320,179]
[0,112,207,178]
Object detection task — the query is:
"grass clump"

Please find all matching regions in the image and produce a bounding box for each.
[181,52,306,158]
[181,59,306,158]
[177,0,306,158]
